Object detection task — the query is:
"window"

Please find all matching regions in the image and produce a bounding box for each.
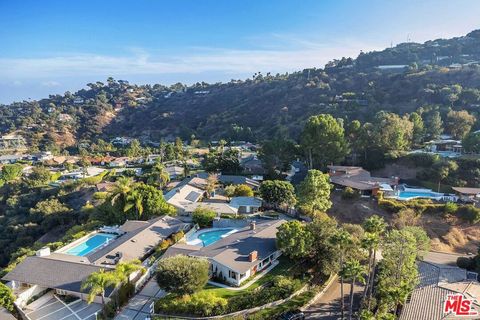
[229,270,237,279]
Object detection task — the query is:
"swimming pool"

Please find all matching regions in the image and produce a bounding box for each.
[65,233,116,256]
[186,228,237,247]
[397,191,443,200]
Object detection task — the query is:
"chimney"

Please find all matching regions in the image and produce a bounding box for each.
[36,247,50,257]
[250,221,256,231]
[249,251,258,262]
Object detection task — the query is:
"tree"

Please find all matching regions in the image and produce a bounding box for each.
[126,139,143,157]
[205,174,218,198]
[432,160,458,192]
[224,185,236,200]
[340,259,366,320]
[192,207,217,227]
[409,112,425,145]
[26,166,51,187]
[259,180,296,209]
[111,177,133,206]
[276,220,313,259]
[301,114,349,169]
[446,110,476,139]
[116,260,145,285]
[362,215,386,307]
[296,170,332,215]
[403,226,430,259]
[463,132,480,154]
[259,139,297,177]
[372,112,413,156]
[124,189,144,220]
[129,183,175,219]
[425,111,443,139]
[392,208,420,229]
[156,256,209,296]
[232,184,254,197]
[81,269,118,304]
[330,229,353,319]
[147,162,170,188]
[1,164,23,182]
[0,282,15,312]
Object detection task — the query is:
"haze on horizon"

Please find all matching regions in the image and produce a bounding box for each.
[1,0,479,104]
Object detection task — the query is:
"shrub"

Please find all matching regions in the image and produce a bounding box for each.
[341,187,359,200]
[457,257,474,270]
[456,205,480,224]
[233,184,254,197]
[155,292,228,317]
[192,207,217,227]
[172,231,184,243]
[156,256,209,296]
[444,202,458,215]
[0,282,15,312]
[93,192,109,200]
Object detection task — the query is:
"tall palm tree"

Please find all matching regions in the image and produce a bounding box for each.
[115,259,145,285]
[330,229,353,320]
[361,232,379,302]
[340,259,366,320]
[111,176,133,206]
[124,190,144,220]
[362,215,386,307]
[81,269,118,304]
[205,174,218,198]
[148,162,170,188]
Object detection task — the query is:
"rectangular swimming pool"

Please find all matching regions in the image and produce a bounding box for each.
[65,233,116,256]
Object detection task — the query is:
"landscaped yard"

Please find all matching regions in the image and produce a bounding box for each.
[203,255,296,298]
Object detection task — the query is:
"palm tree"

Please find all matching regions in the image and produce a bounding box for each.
[148,162,170,188]
[330,229,353,320]
[340,259,366,320]
[362,215,386,307]
[361,232,379,302]
[81,269,118,304]
[124,190,144,220]
[115,259,145,286]
[111,177,133,206]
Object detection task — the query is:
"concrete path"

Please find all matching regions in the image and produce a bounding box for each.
[115,278,165,320]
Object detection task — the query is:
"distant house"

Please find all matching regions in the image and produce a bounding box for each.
[286,160,308,185]
[3,216,188,306]
[163,220,285,286]
[399,261,480,320]
[182,202,238,215]
[109,157,129,168]
[240,155,266,175]
[165,165,184,180]
[452,187,480,203]
[218,175,260,190]
[164,183,204,213]
[230,197,262,214]
[73,97,84,104]
[328,165,398,196]
[0,154,23,164]
[425,138,463,156]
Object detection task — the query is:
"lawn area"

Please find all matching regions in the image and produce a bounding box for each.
[202,255,296,299]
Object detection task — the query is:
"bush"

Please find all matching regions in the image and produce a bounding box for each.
[444,202,458,215]
[155,292,228,316]
[457,257,474,270]
[0,282,15,312]
[93,192,109,200]
[156,256,209,296]
[456,205,480,224]
[172,231,184,243]
[192,207,217,227]
[233,184,254,197]
[341,187,359,200]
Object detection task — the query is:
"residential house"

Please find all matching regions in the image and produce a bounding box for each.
[240,155,266,175]
[109,157,129,168]
[218,175,260,190]
[0,134,27,152]
[0,154,23,164]
[2,216,189,306]
[230,197,262,214]
[165,165,184,180]
[286,160,308,185]
[400,261,479,320]
[182,202,238,216]
[164,183,204,213]
[328,165,398,196]
[163,220,285,286]
[73,97,84,104]
[425,138,463,157]
[452,187,480,203]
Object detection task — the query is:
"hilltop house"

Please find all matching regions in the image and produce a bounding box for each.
[163,220,285,286]
[2,216,188,306]
[452,187,480,203]
[328,165,398,196]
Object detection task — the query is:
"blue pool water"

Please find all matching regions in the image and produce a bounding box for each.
[65,233,116,256]
[197,228,235,246]
[398,191,442,200]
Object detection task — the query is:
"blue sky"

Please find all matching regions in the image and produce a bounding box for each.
[1,0,479,103]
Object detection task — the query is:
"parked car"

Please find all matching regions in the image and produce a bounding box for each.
[277,310,305,320]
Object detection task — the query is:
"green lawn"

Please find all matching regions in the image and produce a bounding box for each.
[202,256,296,299]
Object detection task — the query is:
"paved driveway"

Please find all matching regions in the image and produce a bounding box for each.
[115,279,165,320]
[26,295,102,320]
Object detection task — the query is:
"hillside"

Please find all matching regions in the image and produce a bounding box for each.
[2,30,480,148]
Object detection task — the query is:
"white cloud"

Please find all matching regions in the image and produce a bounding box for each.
[41,80,61,87]
[0,37,382,80]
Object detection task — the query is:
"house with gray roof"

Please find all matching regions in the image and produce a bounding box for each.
[400,261,480,320]
[218,175,260,190]
[2,216,189,306]
[163,219,285,286]
[164,183,205,212]
[230,196,262,214]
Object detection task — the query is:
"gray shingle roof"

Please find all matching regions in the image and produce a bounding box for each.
[165,220,285,273]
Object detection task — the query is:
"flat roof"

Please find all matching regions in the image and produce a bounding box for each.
[452,187,480,195]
